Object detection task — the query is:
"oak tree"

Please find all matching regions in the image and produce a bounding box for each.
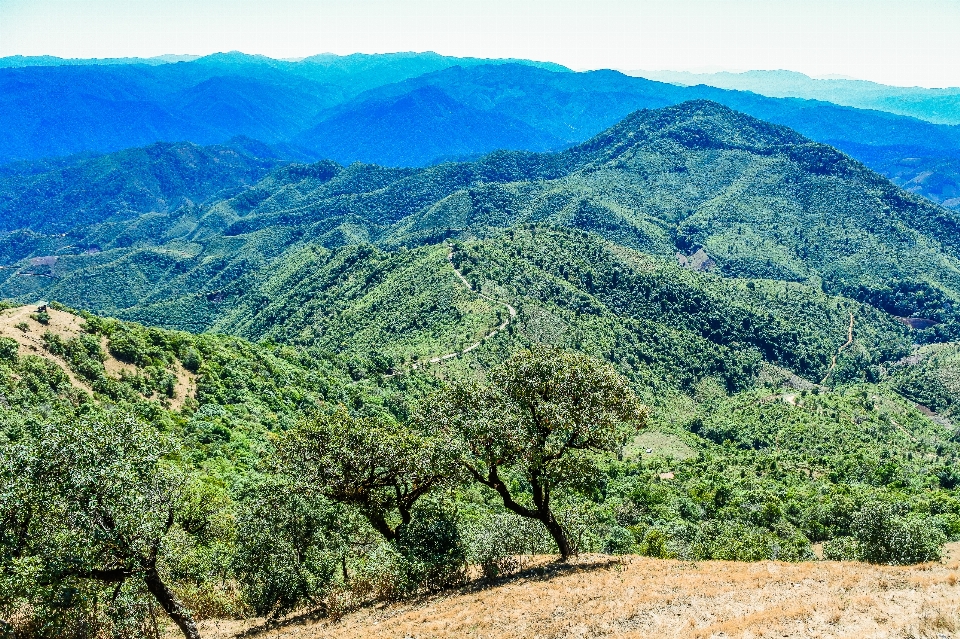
[423,345,646,560]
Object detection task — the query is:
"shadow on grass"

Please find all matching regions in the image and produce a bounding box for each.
[232,556,626,637]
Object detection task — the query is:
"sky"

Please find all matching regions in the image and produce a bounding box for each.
[2,0,959,87]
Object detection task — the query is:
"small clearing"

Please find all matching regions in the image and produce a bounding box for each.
[200,543,960,639]
[624,430,697,460]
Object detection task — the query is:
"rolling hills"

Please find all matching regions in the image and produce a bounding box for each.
[3,89,960,637]
[5,52,960,215]
[3,101,959,343]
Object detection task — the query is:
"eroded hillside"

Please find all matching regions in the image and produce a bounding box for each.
[0,303,196,409]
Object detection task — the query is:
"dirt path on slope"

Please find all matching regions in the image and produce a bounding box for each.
[820,312,855,384]
[404,245,517,372]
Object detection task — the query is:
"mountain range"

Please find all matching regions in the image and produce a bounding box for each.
[3,53,960,211]
[632,69,960,126]
[2,100,958,344]
[4,53,960,637]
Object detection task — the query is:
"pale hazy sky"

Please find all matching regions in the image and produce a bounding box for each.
[1,0,959,88]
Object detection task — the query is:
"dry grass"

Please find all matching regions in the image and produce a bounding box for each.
[197,543,960,639]
[0,304,96,391]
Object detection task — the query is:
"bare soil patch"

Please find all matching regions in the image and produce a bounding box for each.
[198,544,960,639]
[0,305,195,409]
[0,304,94,390]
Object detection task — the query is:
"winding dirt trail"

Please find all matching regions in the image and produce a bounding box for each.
[404,244,517,372]
[820,312,855,384]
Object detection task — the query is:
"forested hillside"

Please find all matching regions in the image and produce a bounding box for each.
[5,52,960,212]
[3,101,959,341]
[3,98,960,638]
[0,140,282,234]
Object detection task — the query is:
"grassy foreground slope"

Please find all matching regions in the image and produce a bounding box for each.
[206,549,960,639]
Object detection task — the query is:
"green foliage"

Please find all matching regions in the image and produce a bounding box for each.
[0,410,199,638]
[461,512,553,579]
[394,501,467,593]
[851,501,946,565]
[232,477,340,618]
[424,345,646,559]
[281,407,457,543]
[822,536,861,561]
[29,311,49,325]
[0,338,16,362]
[634,528,674,559]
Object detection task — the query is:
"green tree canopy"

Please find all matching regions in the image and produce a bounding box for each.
[0,410,200,639]
[422,345,647,559]
[280,407,458,543]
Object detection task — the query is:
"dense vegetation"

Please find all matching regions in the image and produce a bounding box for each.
[4,101,960,344]
[1,291,956,637]
[1,99,959,638]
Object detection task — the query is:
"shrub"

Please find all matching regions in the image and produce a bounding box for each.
[232,478,340,618]
[395,502,467,593]
[636,528,675,559]
[180,347,202,373]
[30,311,50,325]
[851,502,945,565]
[687,521,812,561]
[822,536,861,561]
[603,525,637,555]
[465,512,553,579]
[0,337,17,362]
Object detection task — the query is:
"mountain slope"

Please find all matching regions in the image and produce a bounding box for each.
[294,85,566,166]
[6,53,960,215]
[2,101,959,340]
[212,229,909,389]
[0,140,282,235]
[0,53,567,164]
[299,64,960,168]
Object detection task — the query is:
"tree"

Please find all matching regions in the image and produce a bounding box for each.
[0,411,201,639]
[232,476,343,618]
[281,407,456,543]
[423,345,646,560]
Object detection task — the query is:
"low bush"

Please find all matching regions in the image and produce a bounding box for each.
[395,502,467,593]
[846,501,946,565]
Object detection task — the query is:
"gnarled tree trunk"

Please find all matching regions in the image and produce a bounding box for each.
[143,564,200,639]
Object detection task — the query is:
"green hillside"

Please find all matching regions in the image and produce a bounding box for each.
[2,296,957,637]
[2,101,960,343]
[211,229,909,390]
[3,101,960,637]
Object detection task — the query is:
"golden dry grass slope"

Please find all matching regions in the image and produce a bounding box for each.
[201,545,960,639]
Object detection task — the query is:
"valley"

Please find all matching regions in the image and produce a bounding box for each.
[1,55,960,639]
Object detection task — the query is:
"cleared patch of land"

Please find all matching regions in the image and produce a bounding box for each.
[624,430,697,461]
[199,544,960,639]
[0,304,196,409]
